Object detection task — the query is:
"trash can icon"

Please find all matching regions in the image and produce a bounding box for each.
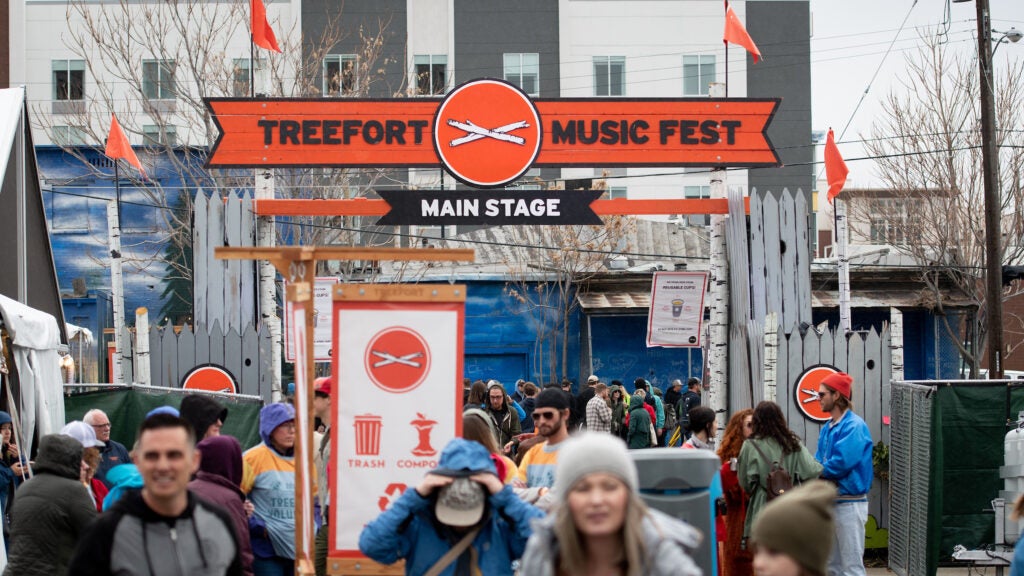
[631,448,721,576]
[353,414,383,456]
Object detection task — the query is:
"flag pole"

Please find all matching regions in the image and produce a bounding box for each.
[724,1,729,98]
[250,34,255,99]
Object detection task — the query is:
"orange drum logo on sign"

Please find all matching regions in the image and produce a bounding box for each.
[364,327,431,393]
[181,364,238,394]
[433,79,543,188]
[793,364,840,422]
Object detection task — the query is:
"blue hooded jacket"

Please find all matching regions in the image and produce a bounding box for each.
[245,402,297,559]
[359,438,543,576]
[815,408,873,497]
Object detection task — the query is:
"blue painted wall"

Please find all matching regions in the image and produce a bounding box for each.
[812,307,965,379]
[589,314,703,393]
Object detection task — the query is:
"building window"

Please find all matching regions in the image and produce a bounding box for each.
[232,58,251,97]
[683,55,716,96]
[142,124,177,147]
[142,60,177,100]
[593,56,625,97]
[52,125,87,145]
[508,168,542,190]
[685,185,711,225]
[607,187,627,199]
[414,55,447,95]
[503,53,539,96]
[867,199,912,244]
[53,60,85,101]
[324,54,357,96]
[50,189,92,232]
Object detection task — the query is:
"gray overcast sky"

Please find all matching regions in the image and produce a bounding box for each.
[809,0,1024,187]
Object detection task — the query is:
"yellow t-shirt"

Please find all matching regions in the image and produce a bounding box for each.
[515,441,562,488]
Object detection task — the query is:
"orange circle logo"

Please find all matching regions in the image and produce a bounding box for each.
[364,327,431,394]
[433,78,542,188]
[181,364,238,394]
[793,365,839,422]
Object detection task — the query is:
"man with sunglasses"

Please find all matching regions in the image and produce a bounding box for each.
[514,388,571,493]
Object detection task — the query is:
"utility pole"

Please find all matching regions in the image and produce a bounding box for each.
[974,0,1004,378]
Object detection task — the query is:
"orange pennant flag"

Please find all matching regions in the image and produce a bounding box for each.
[251,0,281,53]
[825,129,849,204]
[723,3,762,63]
[105,114,145,178]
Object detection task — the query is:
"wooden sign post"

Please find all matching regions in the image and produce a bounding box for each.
[215,247,474,576]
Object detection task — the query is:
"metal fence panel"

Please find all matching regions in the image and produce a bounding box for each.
[889,381,934,576]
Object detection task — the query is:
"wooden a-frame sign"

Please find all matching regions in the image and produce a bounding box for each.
[215,246,473,576]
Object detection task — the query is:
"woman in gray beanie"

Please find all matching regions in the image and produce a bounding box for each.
[520,433,702,576]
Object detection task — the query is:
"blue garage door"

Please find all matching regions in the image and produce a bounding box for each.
[464,353,529,391]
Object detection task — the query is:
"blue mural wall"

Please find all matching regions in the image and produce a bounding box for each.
[38,146,195,324]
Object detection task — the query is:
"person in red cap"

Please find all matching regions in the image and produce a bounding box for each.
[312,375,333,576]
[814,371,873,576]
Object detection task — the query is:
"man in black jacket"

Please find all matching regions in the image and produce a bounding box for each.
[68,414,243,576]
[4,434,96,576]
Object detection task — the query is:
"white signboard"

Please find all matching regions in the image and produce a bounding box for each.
[284,277,338,362]
[646,271,708,347]
[329,297,464,558]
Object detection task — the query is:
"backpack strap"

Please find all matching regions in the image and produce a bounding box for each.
[423,525,483,576]
[748,439,776,491]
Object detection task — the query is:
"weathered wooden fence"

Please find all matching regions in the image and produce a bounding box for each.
[748,189,893,547]
[123,322,273,400]
[193,191,256,332]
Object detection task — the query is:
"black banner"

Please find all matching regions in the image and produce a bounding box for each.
[375,189,603,226]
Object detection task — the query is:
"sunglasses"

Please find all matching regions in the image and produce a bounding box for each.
[532,411,559,421]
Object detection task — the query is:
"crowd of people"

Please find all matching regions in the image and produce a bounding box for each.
[0,369,877,575]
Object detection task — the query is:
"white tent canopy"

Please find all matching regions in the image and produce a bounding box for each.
[0,293,65,457]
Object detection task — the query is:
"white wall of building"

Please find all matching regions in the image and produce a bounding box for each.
[20,0,300,146]
[558,0,750,217]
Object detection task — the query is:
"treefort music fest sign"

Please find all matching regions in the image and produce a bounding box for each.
[205,78,780,225]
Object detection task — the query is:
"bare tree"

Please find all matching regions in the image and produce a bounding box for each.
[502,177,637,383]
[35,0,407,321]
[858,34,1024,375]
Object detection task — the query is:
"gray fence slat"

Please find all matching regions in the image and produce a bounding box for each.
[240,323,260,397]
[176,324,196,384]
[193,192,208,326]
[779,190,798,330]
[863,328,883,443]
[794,191,812,325]
[225,192,242,333]
[831,329,849,374]
[121,326,134,384]
[785,331,804,437]
[208,320,226,366]
[762,194,783,326]
[224,324,244,394]
[207,196,225,331]
[160,325,179,387]
[749,191,767,324]
[148,325,161,387]
[194,322,211,366]
[819,324,835,368]
[847,332,867,414]
[240,194,255,328]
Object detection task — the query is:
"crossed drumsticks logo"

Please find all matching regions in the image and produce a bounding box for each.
[447,118,530,147]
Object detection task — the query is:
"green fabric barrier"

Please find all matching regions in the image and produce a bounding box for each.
[930,383,1024,574]
[65,387,264,451]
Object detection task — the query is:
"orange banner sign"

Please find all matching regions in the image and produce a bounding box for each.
[206,82,781,183]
